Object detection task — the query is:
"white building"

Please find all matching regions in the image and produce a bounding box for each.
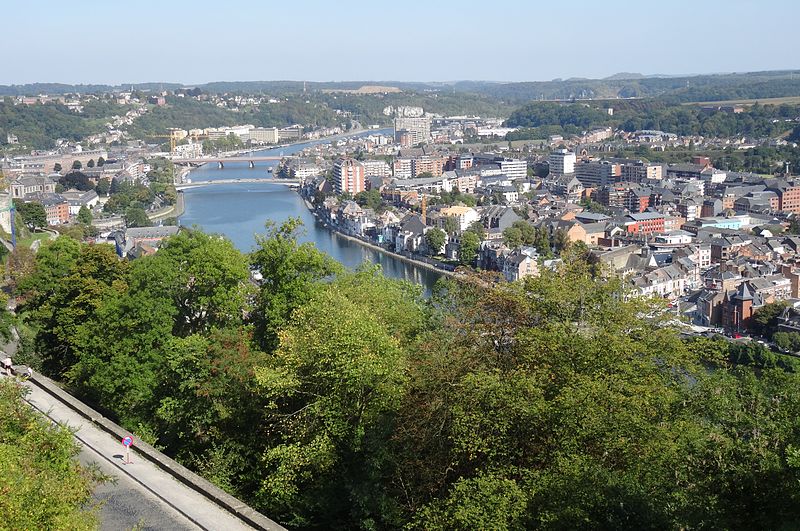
[394,116,431,145]
[249,127,280,144]
[498,158,528,180]
[61,189,100,215]
[549,149,576,176]
[361,159,392,178]
[437,206,480,232]
[174,142,203,158]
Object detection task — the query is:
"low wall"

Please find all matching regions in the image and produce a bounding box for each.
[29,373,284,531]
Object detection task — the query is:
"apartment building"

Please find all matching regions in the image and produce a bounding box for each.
[333,158,366,195]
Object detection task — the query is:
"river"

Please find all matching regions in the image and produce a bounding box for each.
[178,131,444,293]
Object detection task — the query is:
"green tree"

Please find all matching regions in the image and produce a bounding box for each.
[124,207,152,228]
[71,160,82,170]
[553,228,571,254]
[14,200,47,230]
[249,218,343,351]
[354,189,382,211]
[512,220,536,245]
[534,227,552,257]
[153,328,271,498]
[76,205,92,225]
[255,269,423,528]
[752,301,788,338]
[466,220,486,241]
[0,380,101,530]
[443,216,459,235]
[459,231,480,265]
[96,156,105,166]
[53,162,62,172]
[425,228,446,256]
[95,178,111,196]
[59,171,93,191]
[87,159,95,168]
[502,226,523,248]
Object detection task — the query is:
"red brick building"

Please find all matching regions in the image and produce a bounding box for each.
[625,212,665,235]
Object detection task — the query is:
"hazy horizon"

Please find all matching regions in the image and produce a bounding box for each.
[4,0,798,85]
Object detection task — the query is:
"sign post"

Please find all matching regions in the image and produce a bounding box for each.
[122,436,133,464]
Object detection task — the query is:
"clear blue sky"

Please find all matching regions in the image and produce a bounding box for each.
[3,0,797,85]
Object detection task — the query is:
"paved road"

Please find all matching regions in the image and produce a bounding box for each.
[13,376,257,531]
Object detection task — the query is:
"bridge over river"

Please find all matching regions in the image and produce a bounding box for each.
[173,155,296,169]
[175,178,301,190]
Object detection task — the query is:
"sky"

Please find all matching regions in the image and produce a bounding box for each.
[3,0,798,85]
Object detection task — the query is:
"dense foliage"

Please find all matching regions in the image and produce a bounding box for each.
[0,98,127,149]
[0,380,100,530]
[505,100,800,140]
[15,223,800,529]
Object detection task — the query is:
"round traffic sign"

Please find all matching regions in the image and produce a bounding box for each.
[122,436,133,447]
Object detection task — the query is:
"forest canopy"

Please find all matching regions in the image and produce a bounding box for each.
[11,222,800,530]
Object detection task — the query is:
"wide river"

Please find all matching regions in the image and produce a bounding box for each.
[178,130,444,293]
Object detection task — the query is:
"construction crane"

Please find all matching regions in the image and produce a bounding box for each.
[148,129,185,154]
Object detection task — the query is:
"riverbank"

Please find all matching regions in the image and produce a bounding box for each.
[330,229,456,278]
[149,191,185,222]
[188,127,383,169]
[303,199,456,278]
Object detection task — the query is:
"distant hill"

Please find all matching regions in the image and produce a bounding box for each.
[604,72,646,80]
[2,70,800,104]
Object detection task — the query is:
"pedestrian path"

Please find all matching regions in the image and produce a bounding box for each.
[12,375,263,531]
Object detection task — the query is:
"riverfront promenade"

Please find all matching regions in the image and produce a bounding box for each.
[303,199,456,278]
[7,373,284,531]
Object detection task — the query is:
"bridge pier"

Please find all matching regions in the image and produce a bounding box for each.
[218,161,224,169]
[249,161,255,169]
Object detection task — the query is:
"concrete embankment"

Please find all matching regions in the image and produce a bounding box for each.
[330,229,456,277]
[303,201,456,277]
[149,191,185,222]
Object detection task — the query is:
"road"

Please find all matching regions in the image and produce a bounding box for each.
[12,375,260,531]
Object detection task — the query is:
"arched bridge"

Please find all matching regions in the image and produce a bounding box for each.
[176,178,301,190]
[173,156,296,169]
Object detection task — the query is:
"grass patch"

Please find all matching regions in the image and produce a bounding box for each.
[16,231,51,248]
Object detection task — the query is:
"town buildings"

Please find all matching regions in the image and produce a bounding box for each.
[549,149,576,176]
[333,158,366,195]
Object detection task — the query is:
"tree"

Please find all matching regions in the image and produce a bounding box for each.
[249,218,343,351]
[86,159,95,168]
[535,227,552,257]
[425,228,446,256]
[255,270,423,528]
[14,200,47,230]
[354,189,382,211]
[59,171,93,191]
[95,178,111,196]
[466,220,486,241]
[502,226,523,248]
[553,228,571,254]
[752,301,788,338]
[443,216,459,235]
[76,205,93,225]
[512,220,536,245]
[97,156,105,166]
[459,231,480,265]
[71,160,82,170]
[124,207,152,228]
[53,162,62,172]
[0,380,101,530]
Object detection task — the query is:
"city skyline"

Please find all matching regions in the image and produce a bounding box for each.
[4,0,798,85]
